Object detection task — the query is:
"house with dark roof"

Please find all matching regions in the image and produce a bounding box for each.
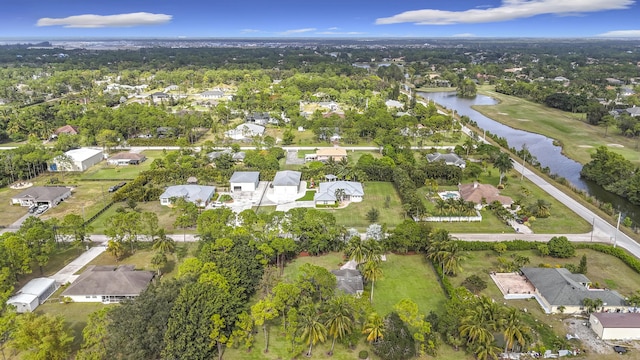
[314,181,364,206]
[427,152,466,168]
[61,265,154,303]
[230,171,260,192]
[12,186,71,207]
[245,112,272,126]
[626,107,640,117]
[331,269,364,296]
[459,182,513,209]
[106,152,147,165]
[159,185,216,207]
[590,312,640,340]
[272,170,302,197]
[207,149,246,163]
[151,92,169,103]
[521,267,626,314]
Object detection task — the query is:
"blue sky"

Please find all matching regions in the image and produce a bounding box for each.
[2,0,640,39]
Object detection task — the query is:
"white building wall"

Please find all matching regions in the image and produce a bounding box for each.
[68,295,102,303]
[79,152,104,171]
[602,327,640,340]
[274,185,298,197]
[231,182,256,192]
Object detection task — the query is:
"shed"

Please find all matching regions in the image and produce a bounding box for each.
[590,312,640,340]
[230,171,260,192]
[51,148,103,172]
[7,278,58,313]
[272,170,302,197]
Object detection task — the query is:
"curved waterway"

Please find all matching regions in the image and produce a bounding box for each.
[420,91,640,225]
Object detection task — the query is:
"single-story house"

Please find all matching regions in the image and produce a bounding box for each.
[385,99,404,109]
[207,149,246,163]
[230,171,260,192]
[52,124,79,138]
[200,90,225,99]
[459,182,513,208]
[316,147,348,162]
[590,312,640,340]
[626,107,640,117]
[331,269,363,296]
[245,112,271,126]
[521,267,626,314]
[50,148,103,172]
[7,278,58,313]
[106,152,147,166]
[225,123,265,140]
[314,181,364,205]
[151,92,169,103]
[427,152,466,168]
[272,170,302,197]
[11,186,71,207]
[61,265,154,303]
[159,185,216,207]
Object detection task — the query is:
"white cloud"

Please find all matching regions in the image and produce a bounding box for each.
[327,27,339,30]
[451,33,477,37]
[376,0,634,25]
[597,30,640,37]
[316,31,365,35]
[280,28,317,35]
[36,12,172,28]
[240,29,261,33]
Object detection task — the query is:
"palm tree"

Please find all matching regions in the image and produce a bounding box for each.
[345,236,365,264]
[298,305,327,357]
[106,240,125,261]
[503,308,530,355]
[494,152,513,186]
[472,339,501,360]
[334,188,346,203]
[362,312,384,344]
[325,295,354,355]
[362,239,382,264]
[459,311,494,346]
[362,260,383,304]
[152,228,176,254]
[440,241,465,276]
[530,199,551,218]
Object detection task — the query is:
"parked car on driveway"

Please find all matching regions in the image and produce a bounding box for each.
[109,182,127,192]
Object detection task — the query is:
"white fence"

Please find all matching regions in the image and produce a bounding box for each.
[414,211,482,222]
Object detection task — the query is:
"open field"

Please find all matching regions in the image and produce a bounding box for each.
[324,181,405,230]
[40,181,113,222]
[82,161,153,180]
[89,201,196,235]
[476,86,640,165]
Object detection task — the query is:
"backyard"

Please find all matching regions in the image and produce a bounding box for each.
[325,181,405,230]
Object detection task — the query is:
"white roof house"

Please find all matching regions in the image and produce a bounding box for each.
[272,170,302,197]
[7,278,58,313]
[230,171,260,192]
[314,181,364,205]
[159,185,216,207]
[426,152,466,168]
[225,123,265,140]
[51,148,103,172]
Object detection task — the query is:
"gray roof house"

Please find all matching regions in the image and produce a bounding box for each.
[11,186,71,207]
[61,265,154,303]
[331,269,364,296]
[207,149,246,162]
[246,112,272,126]
[272,170,302,197]
[426,152,466,168]
[230,171,260,192]
[159,185,216,207]
[314,181,364,205]
[225,123,265,140]
[521,267,626,314]
[626,107,640,117]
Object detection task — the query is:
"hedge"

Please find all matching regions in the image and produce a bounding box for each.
[456,240,539,251]
[431,259,454,298]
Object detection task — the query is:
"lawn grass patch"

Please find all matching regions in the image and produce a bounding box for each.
[81,161,153,180]
[325,182,404,231]
[296,190,316,201]
[0,187,29,227]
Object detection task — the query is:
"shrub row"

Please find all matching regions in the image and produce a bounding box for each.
[431,259,454,298]
[392,167,425,217]
[456,240,539,251]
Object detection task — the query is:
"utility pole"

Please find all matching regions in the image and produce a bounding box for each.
[613,212,622,248]
[590,217,595,242]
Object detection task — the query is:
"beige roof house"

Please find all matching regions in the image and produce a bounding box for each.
[459,182,513,207]
[316,147,347,162]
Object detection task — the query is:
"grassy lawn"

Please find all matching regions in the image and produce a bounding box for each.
[476,86,640,165]
[14,245,88,290]
[40,181,114,222]
[296,190,316,201]
[81,161,153,180]
[324,182,404,230]
[89,201,196,235]
[0,187,29,227]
